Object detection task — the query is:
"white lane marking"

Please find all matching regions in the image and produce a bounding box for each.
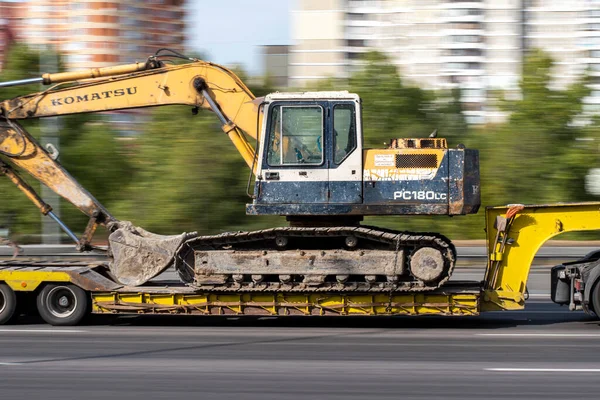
[511,311,580,314]
[487,368,600,373]
[528,293,550,298]
[0,362,22,366]
[477,333,600,337]
[0,329,86,333]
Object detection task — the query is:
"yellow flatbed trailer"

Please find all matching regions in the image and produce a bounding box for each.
[1,203,600,325]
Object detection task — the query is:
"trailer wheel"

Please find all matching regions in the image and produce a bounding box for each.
[0,283,17,325]
[36,284,88,326]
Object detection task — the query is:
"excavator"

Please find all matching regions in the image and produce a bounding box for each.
[0,50,480,292]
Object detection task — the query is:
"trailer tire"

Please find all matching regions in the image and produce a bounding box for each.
[590,279,600,320]
[36,284,88,326]
[0,283,17,325]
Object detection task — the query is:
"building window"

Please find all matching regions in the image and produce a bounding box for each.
[588,24,600,31]
[71,29,88,36]
[445,48,483,56]
[347,39,365,47]
[462,88,485,98]
[451,35,482,43]
[69,15,87,23]
[348,13,367,21]
[447,9,482,17]
[447,23,481,30]
[67,54,91,65]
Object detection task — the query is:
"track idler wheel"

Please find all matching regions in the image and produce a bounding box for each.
[409,247,446,284]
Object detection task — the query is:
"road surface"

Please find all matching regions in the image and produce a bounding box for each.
[0,245,598,398]
[0,300,598,400]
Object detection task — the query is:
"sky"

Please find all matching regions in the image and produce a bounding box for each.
[3,0,290,75]
[185,0,292,75]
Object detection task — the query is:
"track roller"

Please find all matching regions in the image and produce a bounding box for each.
[275,236,288,248]
[345,235,358,248]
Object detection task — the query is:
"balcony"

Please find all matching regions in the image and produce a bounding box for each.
[441,1,484,9]
[345,19,384,28]
[441,55,484,63]
[440,67,484,77]
[442,14,484,24]
[441,41,485,50]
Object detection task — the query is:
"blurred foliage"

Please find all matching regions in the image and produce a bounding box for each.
[0,44,133,241]
[0,43,43,236]
[111,107,279,235]
[1,46,599,242]
[59,114,134,232]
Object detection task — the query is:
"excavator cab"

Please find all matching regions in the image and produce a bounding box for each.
[252,92,362,208]
[249,91,480,219]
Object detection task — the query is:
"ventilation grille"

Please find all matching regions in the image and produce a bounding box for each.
[395,154,438,169]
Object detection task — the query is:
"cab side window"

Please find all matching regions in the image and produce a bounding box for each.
[333,104,356,164]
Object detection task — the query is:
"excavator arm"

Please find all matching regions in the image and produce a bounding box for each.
[0,54,262,285]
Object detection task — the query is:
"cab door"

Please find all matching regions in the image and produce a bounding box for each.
[257,101,329,204]
[328,102,362,204]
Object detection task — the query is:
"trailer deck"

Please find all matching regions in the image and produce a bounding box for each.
[0,261,481,317]
[2,203,600,325]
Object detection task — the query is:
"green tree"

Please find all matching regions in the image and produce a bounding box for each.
[112,106,280,235]
[495,49,592,205]
[0,44,46,239]
[57,114,134,234]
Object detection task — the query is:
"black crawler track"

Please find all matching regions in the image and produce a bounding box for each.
[174,226,456,292]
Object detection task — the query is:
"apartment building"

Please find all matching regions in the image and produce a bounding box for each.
[20,0,185,70]
[262,45,290,87]
[524,0,586,89]
[289,0,346,82]
[0,19,10,71]
[581,0,600,116]
[0,1,27,71]
[291,0,600,124]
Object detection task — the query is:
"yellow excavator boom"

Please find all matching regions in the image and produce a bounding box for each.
[0,55,263,284]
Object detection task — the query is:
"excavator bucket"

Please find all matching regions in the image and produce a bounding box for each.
[107,221,197,286]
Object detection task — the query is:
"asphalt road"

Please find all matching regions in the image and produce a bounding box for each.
[0,300,598,400]
[0,246,597,398]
